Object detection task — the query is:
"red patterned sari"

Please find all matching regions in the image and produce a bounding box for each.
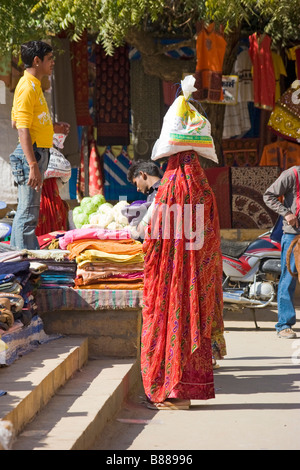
[141,151,226,403]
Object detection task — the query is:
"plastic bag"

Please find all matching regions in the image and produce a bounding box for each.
[44,147,71,183]
[151,75,218,163]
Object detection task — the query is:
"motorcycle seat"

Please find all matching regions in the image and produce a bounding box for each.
[221,239,250,259]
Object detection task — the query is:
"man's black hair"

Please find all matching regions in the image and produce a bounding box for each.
[21,41,53,69]
[127,160,160,182]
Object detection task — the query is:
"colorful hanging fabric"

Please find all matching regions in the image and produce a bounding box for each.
[77,128,88,200]
[103,146,146,201]
[88,141,104,196]
[248,33,275,110]
[78,132,104,198]
[70,31,93,126]
[268,83,300,142]
[222,138,260,166]
[95,44,130,146]
[259,140,300,171]
[194,22,227,102]
[271,52,287,102]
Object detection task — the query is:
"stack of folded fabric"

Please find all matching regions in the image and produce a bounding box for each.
[63,230,144,290]
[0,259,36,327]
[26,249,76,289]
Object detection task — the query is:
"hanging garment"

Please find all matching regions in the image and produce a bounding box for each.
[194,22,227,102]
[141,150,226,403]
[271,52,287,102]
[70,31,93,126]
[102,146,145,201]
[222,49,252,139]
[78,132,104,199]
[88,141,104,197]
[223,101,251,139]
[259,140,300,171]
[222,138,260,166]
[248,33,276,110]
[95,44,130,146]
[234,47,254,102]
[286,46,300,80]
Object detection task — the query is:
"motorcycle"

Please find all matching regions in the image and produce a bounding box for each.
[222,230,281,328]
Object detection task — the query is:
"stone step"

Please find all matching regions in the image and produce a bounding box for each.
[0,336,88,439]
[12,357,140,450]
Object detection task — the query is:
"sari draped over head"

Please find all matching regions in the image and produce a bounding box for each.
[141,151,226,404]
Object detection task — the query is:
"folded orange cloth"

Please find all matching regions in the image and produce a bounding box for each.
[78,262,144,272]
[67,238,143,259]
[74,281,144,290]
[75,275,144,286]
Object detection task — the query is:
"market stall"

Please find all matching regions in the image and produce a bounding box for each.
[0,199,145,363]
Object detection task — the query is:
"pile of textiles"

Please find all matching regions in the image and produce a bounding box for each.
[26,249,76,289]
[0,316,53,366]
[59,228,144,290]
[0,243,47,332]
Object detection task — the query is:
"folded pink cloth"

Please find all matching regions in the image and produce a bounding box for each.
[59,228,131,250]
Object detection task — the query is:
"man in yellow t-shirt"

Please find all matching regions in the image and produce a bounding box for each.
[9,40,70,249]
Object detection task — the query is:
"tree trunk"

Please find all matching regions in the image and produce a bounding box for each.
[125,28,197,82]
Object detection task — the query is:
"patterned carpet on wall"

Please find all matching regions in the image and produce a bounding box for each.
[231,166,280,229]
[95,45,130,146]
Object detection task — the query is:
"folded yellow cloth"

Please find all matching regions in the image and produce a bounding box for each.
[76,249,144,266]
[67,238,143,259]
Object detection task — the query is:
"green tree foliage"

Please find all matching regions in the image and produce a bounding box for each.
[0,0,48,54]
[0,0,299,56]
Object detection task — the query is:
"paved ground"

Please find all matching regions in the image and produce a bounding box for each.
[92,294,300,451]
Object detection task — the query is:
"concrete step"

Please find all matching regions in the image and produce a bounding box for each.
[11,357,140,450]
[0,336,88,439]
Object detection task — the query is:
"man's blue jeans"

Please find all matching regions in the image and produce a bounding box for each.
[276,233,297,332]
[9,143,49,250]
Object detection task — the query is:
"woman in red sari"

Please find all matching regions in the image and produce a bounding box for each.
[141,151,226,409]
[140,76,226,409]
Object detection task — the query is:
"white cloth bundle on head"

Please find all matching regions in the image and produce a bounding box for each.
[151,75,218,163]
